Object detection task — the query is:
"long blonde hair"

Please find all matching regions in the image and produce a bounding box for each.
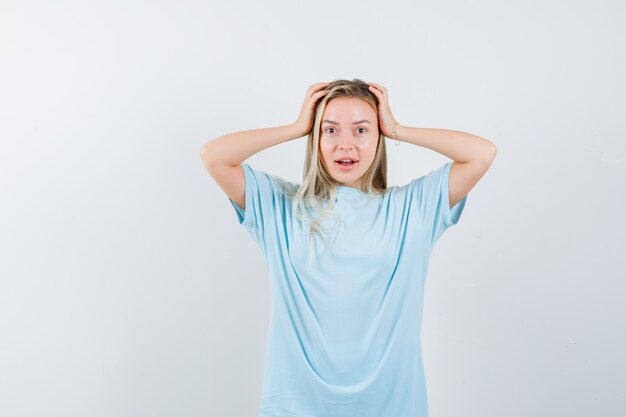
[279,78,389,267]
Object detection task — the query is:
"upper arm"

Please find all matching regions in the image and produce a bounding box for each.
[200,146,246,210]
[201,149,285,245]
[448,158,494,208]
[408,161,469,246]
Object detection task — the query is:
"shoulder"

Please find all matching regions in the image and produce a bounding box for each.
[242,162,298,200]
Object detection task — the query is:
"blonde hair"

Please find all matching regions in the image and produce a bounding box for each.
[280,78,389,267]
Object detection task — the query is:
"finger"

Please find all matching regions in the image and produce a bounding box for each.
[368,86,385,98]
[368,84,381,95]
[309,82,331,91]
[369,82,387,93]
[368,86,384,102]
[308,83,331,97]
[309,82,329,88]
[311,89,330,99]
[306,89,329,105]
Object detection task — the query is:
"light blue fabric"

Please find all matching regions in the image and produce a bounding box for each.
[228,161,467,417]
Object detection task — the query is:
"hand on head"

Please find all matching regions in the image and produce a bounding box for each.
[293,80,398,140]
[294,82,331,136]
[367,82,398,139]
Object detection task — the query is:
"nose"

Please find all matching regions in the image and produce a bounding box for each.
[338,131,355,149]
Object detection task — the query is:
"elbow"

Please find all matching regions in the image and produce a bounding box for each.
[478,142,497,166]
[200,143,216,168]
[485,139,497,159]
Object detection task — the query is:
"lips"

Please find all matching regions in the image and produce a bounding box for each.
[335,156,358,162]
[335,160,358,171]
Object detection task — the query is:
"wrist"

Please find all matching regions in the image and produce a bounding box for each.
[292,121,310,138]
[390,121,401,145]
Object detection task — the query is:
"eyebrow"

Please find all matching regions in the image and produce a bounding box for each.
[322,119,372,125]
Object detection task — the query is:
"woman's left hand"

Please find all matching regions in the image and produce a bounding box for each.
[368,82,398,139]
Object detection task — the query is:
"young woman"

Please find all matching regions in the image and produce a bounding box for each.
[200,79,496,417]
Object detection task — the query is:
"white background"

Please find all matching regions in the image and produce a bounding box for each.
[1,0,624,416]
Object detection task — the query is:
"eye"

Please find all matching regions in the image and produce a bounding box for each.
[356,127,367,134]
[324,127,336,134]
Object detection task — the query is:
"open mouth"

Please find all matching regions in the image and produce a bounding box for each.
[336,159,357,165]
[335,159,358,171]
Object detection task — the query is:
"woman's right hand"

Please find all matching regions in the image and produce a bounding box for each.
[293,82,331,137]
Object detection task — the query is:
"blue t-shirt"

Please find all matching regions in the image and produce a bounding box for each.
[228,161,467,417]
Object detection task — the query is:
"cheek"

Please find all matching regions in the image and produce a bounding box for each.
[319,141,334,157]
[356,139,377,154]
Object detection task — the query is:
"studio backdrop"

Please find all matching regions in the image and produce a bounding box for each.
[1,1,624,417]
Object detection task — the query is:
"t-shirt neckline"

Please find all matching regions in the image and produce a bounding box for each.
[336,185,363,194]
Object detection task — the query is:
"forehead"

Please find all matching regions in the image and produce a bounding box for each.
[322,97,376,122]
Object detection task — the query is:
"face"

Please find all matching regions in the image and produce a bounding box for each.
[319,97,379,188]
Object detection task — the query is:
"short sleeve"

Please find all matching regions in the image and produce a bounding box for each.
[227,162,281,244]
[409,161,468,246]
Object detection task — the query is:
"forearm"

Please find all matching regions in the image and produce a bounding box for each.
[394,125,497,163]
[200,123,305,168]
